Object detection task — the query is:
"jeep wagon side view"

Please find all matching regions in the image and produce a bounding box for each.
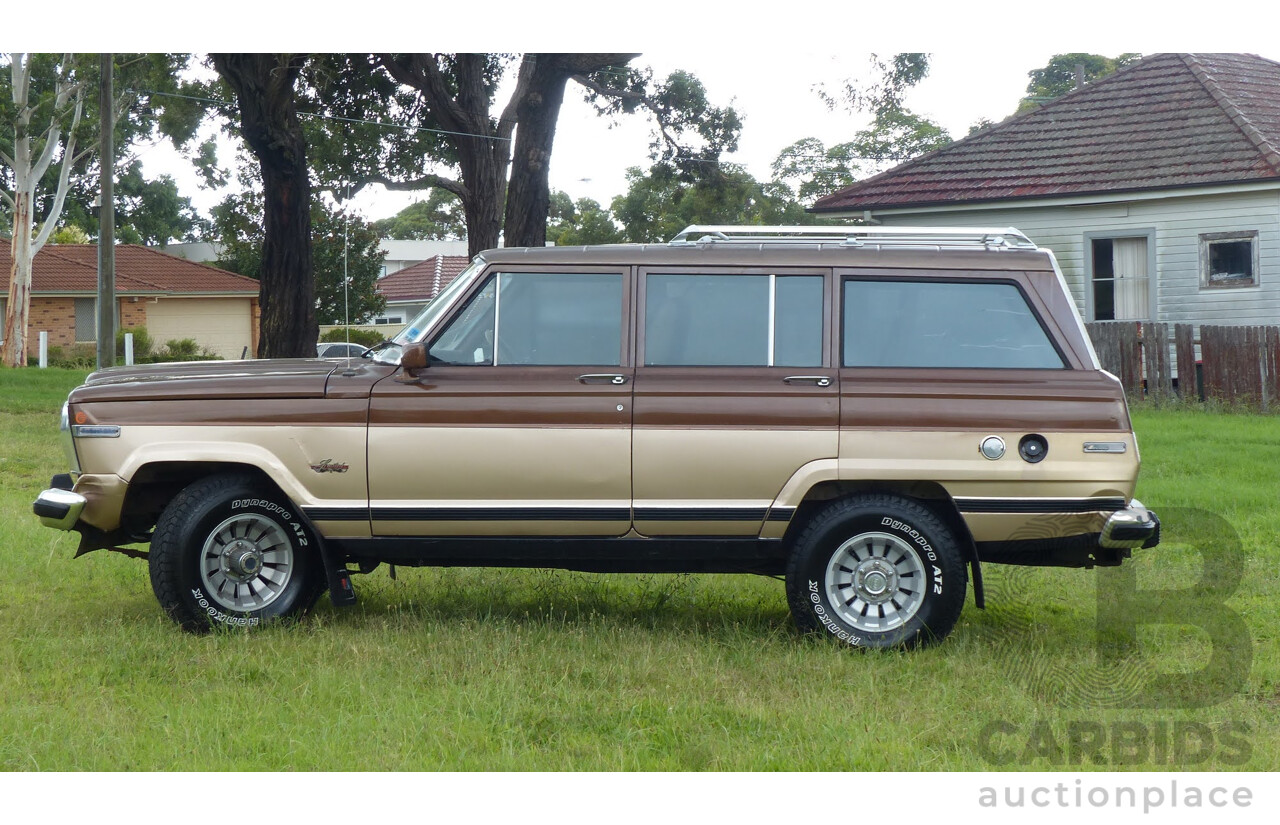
[34,225,1158,647]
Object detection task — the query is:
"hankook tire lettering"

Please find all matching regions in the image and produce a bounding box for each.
[191,587,260,628]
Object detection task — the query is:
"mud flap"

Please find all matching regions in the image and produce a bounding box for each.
[295,508,357,607]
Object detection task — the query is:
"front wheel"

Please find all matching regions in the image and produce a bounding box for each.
[148,473,324,632]
[785,494,968,649]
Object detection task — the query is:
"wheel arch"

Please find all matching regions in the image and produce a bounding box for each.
[128,462,355,610]
[122,461,284,532]
[780,479,984,608]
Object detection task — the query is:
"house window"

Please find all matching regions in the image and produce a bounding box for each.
[1091,236,1150,321]
[74,298,96,342]
[1200,231,1258,288]
[374,316,404,325]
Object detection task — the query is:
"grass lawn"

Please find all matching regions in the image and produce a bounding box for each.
[0,367,1276,770]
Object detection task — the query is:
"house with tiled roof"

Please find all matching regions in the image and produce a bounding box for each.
[373,254,470,327]
[1,240,260,360]
[812,53,1280,327]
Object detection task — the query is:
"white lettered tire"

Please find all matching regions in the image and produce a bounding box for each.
[786,494,968,649]
[148,473,325,632]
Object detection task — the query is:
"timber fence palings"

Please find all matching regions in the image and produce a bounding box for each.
[1086,320,1280,410]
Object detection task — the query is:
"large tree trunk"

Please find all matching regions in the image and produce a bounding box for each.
[212,53,316,359]
[452,127,504,257]
[503,54,636,249]
[377,53,635,257]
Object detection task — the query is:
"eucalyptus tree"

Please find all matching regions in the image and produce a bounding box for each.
[0,53,86,367]
[1,52,195,367]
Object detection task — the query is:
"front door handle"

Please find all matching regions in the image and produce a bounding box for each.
[578,373,629,385]
[783,375,832,387]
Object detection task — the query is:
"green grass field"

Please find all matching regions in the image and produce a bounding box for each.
[1,367,1276,770]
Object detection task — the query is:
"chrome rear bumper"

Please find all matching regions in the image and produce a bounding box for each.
[33,487,87,531]
[1101,498,1160,549]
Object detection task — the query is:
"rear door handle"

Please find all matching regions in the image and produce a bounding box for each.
[783,375,832,387]
[577,373,629,385]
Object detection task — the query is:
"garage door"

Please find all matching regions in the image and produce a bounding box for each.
[146,297,253,360]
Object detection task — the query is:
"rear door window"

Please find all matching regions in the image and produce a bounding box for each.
[644,273,823,367]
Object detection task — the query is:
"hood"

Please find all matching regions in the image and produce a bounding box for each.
[71,358,342,403]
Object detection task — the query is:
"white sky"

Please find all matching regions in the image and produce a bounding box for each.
[13,1,1280,226]
[132,50,1068,222]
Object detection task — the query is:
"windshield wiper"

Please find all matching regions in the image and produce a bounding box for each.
[362,340,399,358]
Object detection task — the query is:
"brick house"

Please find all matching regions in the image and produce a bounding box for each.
[2,240,260,360]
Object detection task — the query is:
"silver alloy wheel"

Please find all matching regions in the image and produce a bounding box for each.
[824,531,927,633]
[199,513,295,612]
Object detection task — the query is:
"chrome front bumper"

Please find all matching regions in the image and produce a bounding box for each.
[1101,498,1160,549]
[34,484,86,531]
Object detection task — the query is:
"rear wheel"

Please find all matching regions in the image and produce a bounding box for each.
[148,473,324,632]
[786,494,967,649]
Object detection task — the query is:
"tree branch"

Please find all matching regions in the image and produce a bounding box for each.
[360,172,467,199]
[32,93,83,255]
[376,54,474,137]
[12,53,31,109]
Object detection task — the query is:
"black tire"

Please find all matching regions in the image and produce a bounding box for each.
[148,473,324,632]
[785,494,968,649]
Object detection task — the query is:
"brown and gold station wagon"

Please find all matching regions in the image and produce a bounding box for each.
[34,226,1158,647]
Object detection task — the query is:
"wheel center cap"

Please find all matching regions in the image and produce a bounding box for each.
[855,559,898,603]
[224,540,263,580]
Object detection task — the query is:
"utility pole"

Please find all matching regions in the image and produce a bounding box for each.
[96,53,116,370]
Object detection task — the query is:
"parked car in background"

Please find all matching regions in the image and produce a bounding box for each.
[34,226,1158,647]
[316,342,370,359]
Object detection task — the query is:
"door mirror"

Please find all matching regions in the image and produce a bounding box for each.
[397,341,429,383]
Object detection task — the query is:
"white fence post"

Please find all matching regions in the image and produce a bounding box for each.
[39,331,48,369]
[124,332,134,366]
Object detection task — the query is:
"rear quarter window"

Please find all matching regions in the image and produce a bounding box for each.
[843,278,1065,369]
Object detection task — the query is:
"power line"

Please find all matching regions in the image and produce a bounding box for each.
[136,89,513,142]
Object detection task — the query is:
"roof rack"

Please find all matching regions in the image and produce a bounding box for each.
[669,225,1039,251]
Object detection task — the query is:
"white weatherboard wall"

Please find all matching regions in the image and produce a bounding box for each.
[146,297,253,360]
[863,189,1280,326]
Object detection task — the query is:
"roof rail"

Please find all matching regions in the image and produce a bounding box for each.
[669,225,1039,250]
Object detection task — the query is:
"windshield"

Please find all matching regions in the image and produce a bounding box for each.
[372,257,486,365]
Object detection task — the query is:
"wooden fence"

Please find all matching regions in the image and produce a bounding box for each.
[1085,321,1280,409]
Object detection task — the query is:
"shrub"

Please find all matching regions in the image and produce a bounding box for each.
[115,326,154,361]
[155,338,222,362]
[36,343,98,369]
[320,327,386,348]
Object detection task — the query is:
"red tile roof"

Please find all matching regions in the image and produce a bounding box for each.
[376,255,469,302]
[811,53,1280,213]
[1,239,259,294]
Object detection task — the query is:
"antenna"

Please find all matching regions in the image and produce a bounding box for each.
[341,183,353,372]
